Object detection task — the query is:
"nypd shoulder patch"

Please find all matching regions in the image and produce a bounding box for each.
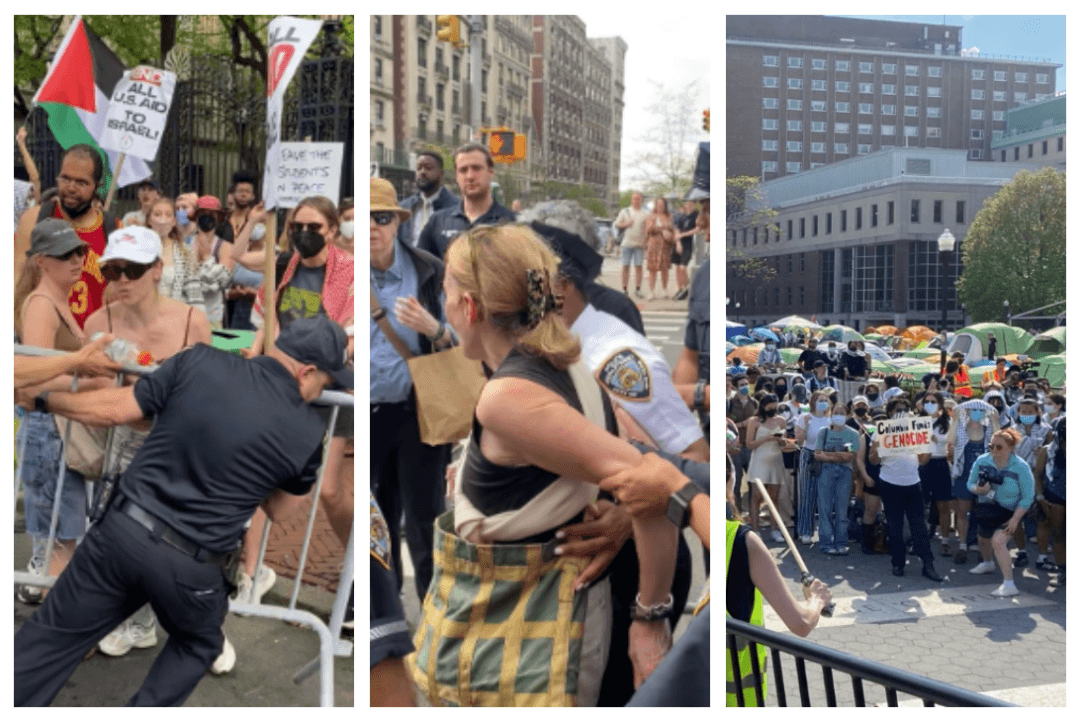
[597,348,652,402]
[370,494,392,571]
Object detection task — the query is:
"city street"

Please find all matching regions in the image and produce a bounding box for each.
[758,530,1065,706]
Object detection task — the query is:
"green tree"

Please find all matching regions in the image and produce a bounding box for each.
[625,78,705,199]
[535,180,606,217]
[726,175,778,284]
[957,167,1066,323]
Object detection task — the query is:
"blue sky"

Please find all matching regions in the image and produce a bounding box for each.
[839,15,1066,88]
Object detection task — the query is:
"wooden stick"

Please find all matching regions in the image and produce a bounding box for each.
[103,152,126,211]
[262,212,277,355]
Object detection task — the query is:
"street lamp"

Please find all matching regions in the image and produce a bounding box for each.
[1004,300,1011,326]
[937,228,956,372]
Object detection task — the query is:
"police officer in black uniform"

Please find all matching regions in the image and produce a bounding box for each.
[14,315,352,706]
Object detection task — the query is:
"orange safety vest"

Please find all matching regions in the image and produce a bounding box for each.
[954,365,972,397]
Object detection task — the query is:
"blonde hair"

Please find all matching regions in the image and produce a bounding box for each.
[13,255,44,339]
[446,224,581,371]
[145,197,181,249]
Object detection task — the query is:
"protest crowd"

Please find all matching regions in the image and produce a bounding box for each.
[370,140,712,707]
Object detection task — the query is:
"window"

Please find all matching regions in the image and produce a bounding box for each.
[812,215,818,236]
[812,79,827,91]
[992,90,1005,101]
[927,86,941,97]
[933,200,942,223]
[882,83,896,95]
[871,204,878,227]
[800,286,805,305]
[1015,72,1028,82]
[856,207,862,229]
[762,139,778,151]
[787,161,802,173]
[905,85,920,96]
[799,218,806,238]
[904,125,919,137]
[928,66,942,78]
[1037,73,1049,84]
[970,148,983,159]
[840,209,847,232]
[1043,139,1049,155]
[882,63,897,74]
[836,60,850,71]
[882,104,896,115]
[1014,92,1027,102]
[1014,146,1020,160]
[927,107,941,118]
[859,61,874,73]
[811,100,826,111]
[1058,137,1064,152]
[905,65,919,76]
[836,81,851,92]
[753,227,758,244]
[1001,149,1007,162]
[835,122,850,133]
[972,68,985,80]
[826,213,832,233]
[811,121,826,132]
[971,129,983,140]
[993,110,1005,121]
[787,120,803,132]
[859,103,874,114]
[994,70,1006,81]
[787,219,793,239]
[763,118,778,130]
[904,106,919,117]
[763,97,779,109]
[811,142,826,153]
[788,78,803,89]
[887,200,895,224]
[834,142,849,154]
[812,58,827,70]
[858,123,873,135]
[787,99,803,110]
[786,140,802,152]
[858,144,872,154]
[956,201,965,224]
[787,287,792,306]
[859,82,874,94]
[820,249,834,312]
[927,127,941,138]
[774,288,780,305]
[764,76,779,87]
[763,55,779,66]
[910,199,920,223]
[971,109,984,120]
[835,102,850,113]
[972,89,985,100]
[787,56,803,68]
[881,124,896,135]
[1029,144,1034,158]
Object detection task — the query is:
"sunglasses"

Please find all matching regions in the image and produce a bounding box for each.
[102,262,153,282]
[991,443,1010,451]
[54,246,88,262]
[289,222,326,234]
[369,212,395,226]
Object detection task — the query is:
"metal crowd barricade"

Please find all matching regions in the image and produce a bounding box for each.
[13,344,353,707]
[726,617,1014,707]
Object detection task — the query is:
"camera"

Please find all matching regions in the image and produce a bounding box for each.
[977,465,1004,487]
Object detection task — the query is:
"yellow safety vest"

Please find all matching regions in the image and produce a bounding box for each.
[726,520,768,707]
[954,365,972,397]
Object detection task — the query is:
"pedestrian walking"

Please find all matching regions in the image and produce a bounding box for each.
[643,197,675,300]
[613,192,648,297]
[398,150,460,247]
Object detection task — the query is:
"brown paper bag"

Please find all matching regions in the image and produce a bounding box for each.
[53,415,108,479]
[408,347,486,446]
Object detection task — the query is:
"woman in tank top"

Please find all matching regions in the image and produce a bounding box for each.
[441,223,691,700]
[948,398,1000,564]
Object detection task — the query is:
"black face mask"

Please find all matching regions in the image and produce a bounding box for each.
[775,386,787,397]
[291,230,326,259]
[866,393,878,400]
[855,407,868,417]
[61,195,95,220]
[196,214,217,232]
[764,408,777,417]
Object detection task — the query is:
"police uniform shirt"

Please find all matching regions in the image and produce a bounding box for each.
[370,240,423,404]
[573,304,704,455]
[125,344,325,553]
[583,281,646,335]
[416,199,516,260]
[370,495,413,667]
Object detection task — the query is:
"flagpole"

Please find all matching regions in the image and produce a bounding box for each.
[102,152,126,211]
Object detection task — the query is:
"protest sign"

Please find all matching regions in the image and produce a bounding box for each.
[273,142,344,207]
[99,65,176,162]
[874,415,934,457]
[262,16,323,208]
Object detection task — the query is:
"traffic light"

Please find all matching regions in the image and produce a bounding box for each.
[702,108,710,132]
[488,131,525,162]
[436,15,461,47]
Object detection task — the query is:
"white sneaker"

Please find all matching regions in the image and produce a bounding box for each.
[969,561,997,575]
[991,583,1020,597]
[771,530,785,543]
[238,564,277,605]
[99,618,158,656]
[646,290,655,301]
[16,559,44,604]
[210,636,236,675]
[799,535,813,545]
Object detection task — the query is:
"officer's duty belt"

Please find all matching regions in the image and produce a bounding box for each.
[114,495,235,568]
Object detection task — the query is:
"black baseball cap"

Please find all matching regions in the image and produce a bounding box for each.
[27,218,87,257]
[528,221,603,288]
[275,316,353,389]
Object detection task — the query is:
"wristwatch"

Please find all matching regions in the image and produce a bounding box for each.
[666,481,703,529]
[34,391,50,413]
[692,379,707,411]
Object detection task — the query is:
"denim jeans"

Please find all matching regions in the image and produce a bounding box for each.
[18,411,86,543]
[797,447,819,538]
[817,463,853,551]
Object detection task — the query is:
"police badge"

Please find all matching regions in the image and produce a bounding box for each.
[370,494,392,571]
[597,348,652,402]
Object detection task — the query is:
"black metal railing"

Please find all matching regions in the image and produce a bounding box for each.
[726,618,1014,707]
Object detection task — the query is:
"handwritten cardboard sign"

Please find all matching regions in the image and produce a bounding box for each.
[874,415,933,457]
[100,66,176,162]
[272,142,344,208]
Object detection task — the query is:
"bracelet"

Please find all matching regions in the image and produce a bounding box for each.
[692,379,706,411]
[430,323,446,343]
[631,593,674,621]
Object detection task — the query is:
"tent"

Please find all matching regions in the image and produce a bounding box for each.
[868,325,899,336]
[947,323,1033,363]
[819,325,865,343]
[1034,353,1067,389]
[726,320,748,340]
[1027,327,1066,358]
[772,315,822,331]
[727,344,762,365]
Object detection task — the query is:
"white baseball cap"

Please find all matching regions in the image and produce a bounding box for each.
[100,226,162,265]
[883,387,905,402]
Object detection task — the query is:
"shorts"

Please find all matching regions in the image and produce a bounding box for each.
[862,475,881,497]
[951,473,975,501]
[973,501,1016,539]
[315,403,354,439]
[620,245,644,267]
[671,236,693,266]
[19,411,87,541]
[1045,486,1065,507]
[918,457,953,502]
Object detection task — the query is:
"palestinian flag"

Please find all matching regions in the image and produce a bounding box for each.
[31,15,151,192]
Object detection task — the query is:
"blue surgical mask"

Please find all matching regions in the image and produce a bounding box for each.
[738,385,749,395]
[1019,415,1037,425]
[970,409,985,422]
[924,402,938,414]
[816,401,830,413]
[176,208,189,225]
[831,415,847,426]
[766,343,776,350]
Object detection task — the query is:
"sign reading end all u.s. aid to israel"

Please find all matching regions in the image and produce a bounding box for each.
[874,415,933,457]
[99,65,176,163]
